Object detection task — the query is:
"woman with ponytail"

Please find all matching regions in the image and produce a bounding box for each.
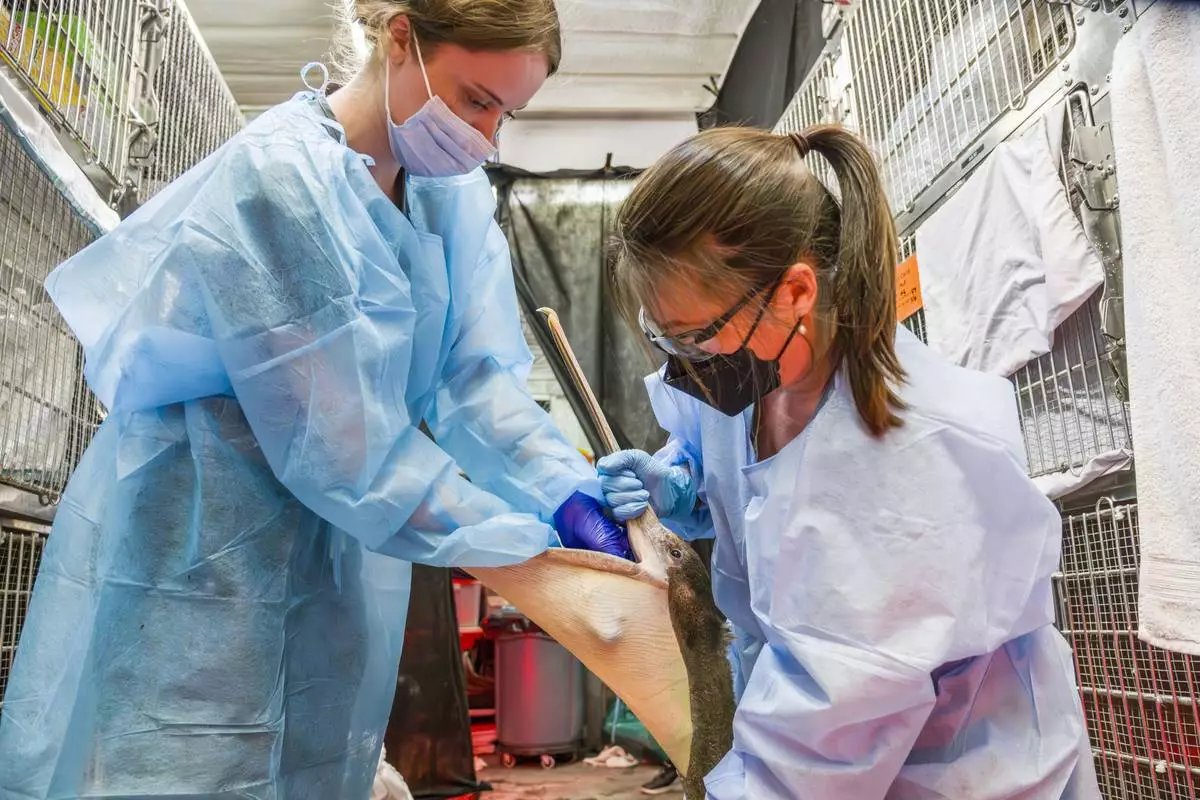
[599,126,1099,798]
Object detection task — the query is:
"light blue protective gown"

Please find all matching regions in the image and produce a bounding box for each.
[646,327,1100,799]
[0,92,597,799]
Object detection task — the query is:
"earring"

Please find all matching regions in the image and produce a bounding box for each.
[799,322,807,336]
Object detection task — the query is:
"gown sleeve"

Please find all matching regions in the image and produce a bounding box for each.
[426,222,599,520]
[44,124,555,568]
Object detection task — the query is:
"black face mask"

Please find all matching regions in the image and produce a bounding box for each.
[663,348,782,417]
[650,275,806,417]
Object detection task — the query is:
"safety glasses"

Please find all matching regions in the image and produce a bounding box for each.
[639,279,779,362]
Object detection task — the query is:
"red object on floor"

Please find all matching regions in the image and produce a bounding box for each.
[459,625,484,651]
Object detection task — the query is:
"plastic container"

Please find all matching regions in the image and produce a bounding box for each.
[489,613,584,768]
[452,579,482,628]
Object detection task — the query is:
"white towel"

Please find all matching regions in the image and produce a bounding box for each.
[1032,448,1132,502]
[1111,1,1200,656]
[371,746,415,800]
[916,111,1105,377]
[584,744,639,768]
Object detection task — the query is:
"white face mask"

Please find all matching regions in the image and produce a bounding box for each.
[385,31,498,177]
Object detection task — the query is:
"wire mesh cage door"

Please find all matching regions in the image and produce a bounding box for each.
[0,0,141,191]
[136,0,244,202]
[775,1,1076,219]
[1056,500,1200,797]
[0,119,101,502]
[1012,86,1130,481]
[772,0,1079,350]
[0,0,245,504]
[0,519,48,712]
[845,0,1075,218]
[1012,293,1130,479]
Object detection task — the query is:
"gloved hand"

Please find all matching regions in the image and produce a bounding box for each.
[553,491,633,560]
[596,449,697,523]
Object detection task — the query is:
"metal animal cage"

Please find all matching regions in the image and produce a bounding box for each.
[0,0,243,712]
[0,0,243,505]
[0,518,46,712]
[847,0,1074,218]
[1057,499,1200,797]
[776,0,1075,224]
[776,1,1181,796]
[0,0,140,189]
[0,120,100,501]
[1014,294,1130,478]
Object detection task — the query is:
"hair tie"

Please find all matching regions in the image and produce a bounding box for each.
[788,131,811,159]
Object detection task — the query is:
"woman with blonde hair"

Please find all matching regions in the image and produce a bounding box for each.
[599,126,1101,798]
[0,1,629,797]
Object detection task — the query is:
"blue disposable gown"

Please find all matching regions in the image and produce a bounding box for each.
[0,92,597,799]
[646,327,1100,799]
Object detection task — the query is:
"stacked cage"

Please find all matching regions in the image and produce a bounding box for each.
[0,0,243,710]
[775,0,1196,795]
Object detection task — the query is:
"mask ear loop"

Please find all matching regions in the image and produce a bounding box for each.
[384,27,434,129]
[750,275,811,453]
[410,29,434,100]
[774,312,809,362]
[736,273,789,351]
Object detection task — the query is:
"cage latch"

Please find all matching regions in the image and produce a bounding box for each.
[1065,88,1127,401]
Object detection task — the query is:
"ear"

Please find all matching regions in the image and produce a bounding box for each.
[386,15,412,64]
[775,261,818,319]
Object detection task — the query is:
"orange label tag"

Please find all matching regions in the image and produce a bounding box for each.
[896,255,923,322]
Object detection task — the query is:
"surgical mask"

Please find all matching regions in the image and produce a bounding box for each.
[385,31,497,177]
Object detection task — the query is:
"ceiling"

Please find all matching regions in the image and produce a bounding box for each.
[187,0,761,118]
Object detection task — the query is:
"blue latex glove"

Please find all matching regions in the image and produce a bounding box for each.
[596,449,697,523]
[553,491,633,560]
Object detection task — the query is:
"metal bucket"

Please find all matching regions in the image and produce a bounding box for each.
[494,627,585,756]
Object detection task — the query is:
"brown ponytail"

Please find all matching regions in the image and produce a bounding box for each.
[804,125,906,435]
[611,124,906,437]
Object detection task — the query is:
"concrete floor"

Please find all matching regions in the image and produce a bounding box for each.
[476,758,676,799]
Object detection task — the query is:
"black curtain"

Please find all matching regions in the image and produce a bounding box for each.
[386,564,487,799]
[699,0,826,130]
[490,166,667,456]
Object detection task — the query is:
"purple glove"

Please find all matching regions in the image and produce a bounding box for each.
[553,491,633,560]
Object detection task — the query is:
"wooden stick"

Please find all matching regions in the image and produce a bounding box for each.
[536,308,621,455]
[536,308,669,578]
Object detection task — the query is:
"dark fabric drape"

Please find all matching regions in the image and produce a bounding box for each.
[491,167,667,455]
[386,564,487,799]
[699,0,826,130]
